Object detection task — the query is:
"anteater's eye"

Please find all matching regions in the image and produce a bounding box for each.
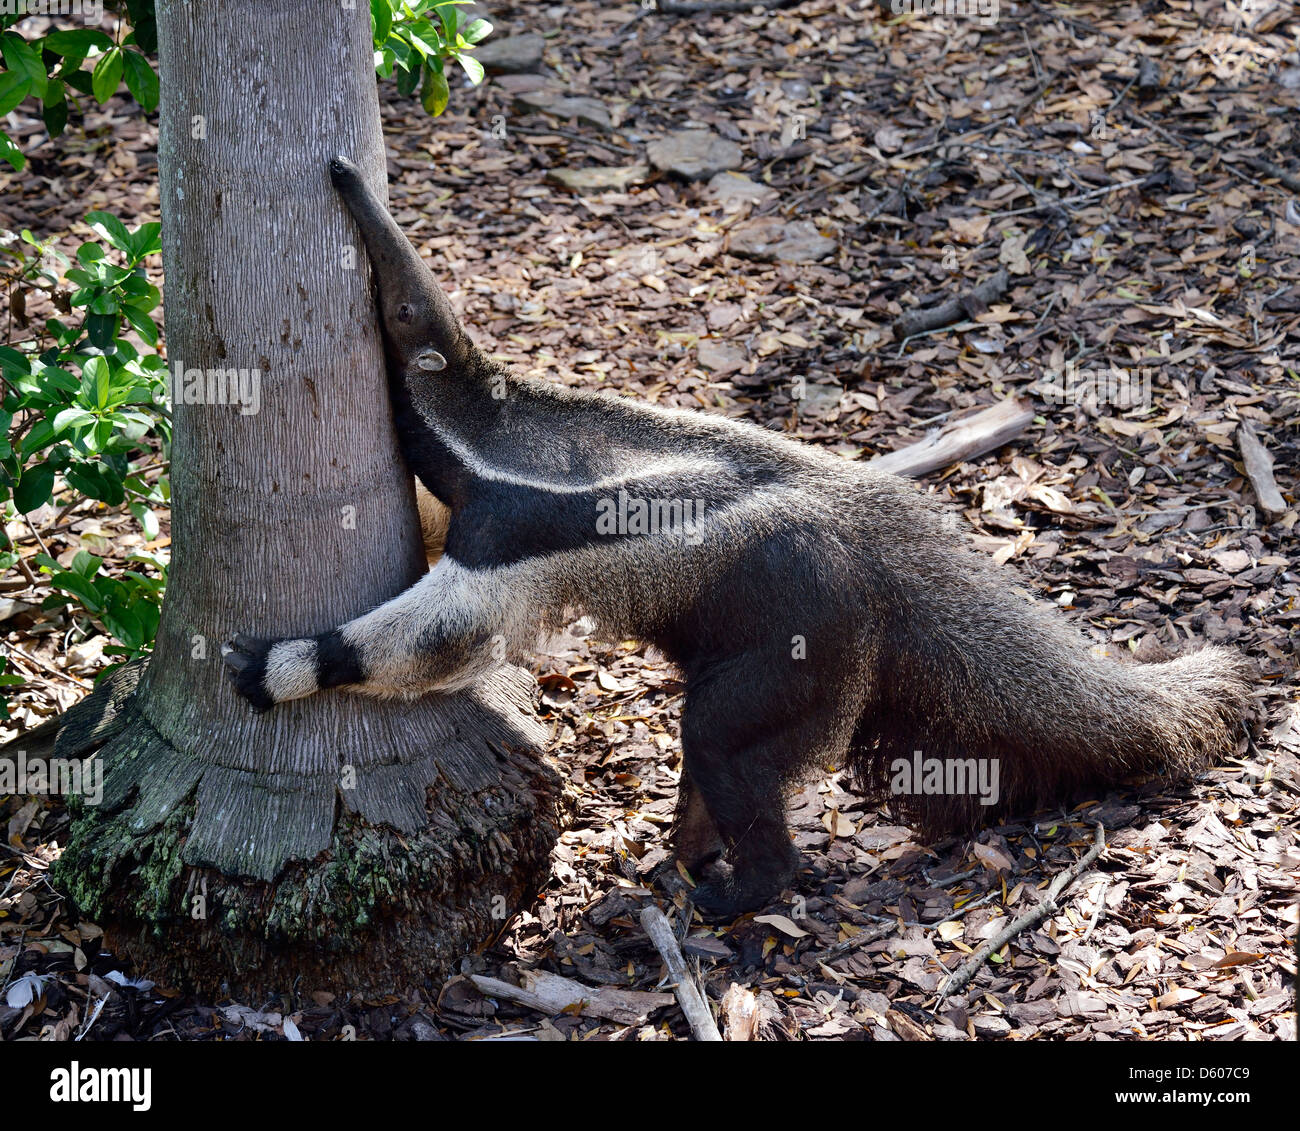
[398,303,414,323]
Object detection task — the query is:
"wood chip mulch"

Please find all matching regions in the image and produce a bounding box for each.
[1,1,1296,1040]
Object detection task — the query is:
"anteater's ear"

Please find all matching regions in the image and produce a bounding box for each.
[416,349,447,373]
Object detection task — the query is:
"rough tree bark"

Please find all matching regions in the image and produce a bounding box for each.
[48,0,566,998]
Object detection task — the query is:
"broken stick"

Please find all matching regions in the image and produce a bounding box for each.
[641,905,723,1041]
[869,398,1034,479]
[815,920,897,966]
[1237,421,1288,519]
[892,268,1010,340]
[937,824,1106,1003]
[468,969,673,1026]
[1245,156,1300,195]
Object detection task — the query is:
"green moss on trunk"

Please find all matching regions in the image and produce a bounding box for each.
[51,668,571,999]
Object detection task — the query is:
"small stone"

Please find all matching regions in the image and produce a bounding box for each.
[798,383,843,419]
[697,340,747,374]
[513,91,611,132]
[728,216,836,263]
[1210,548,1251,573]
[473,32,545,74]
[704,171,777,210]
[972,1014,1013,1038]
[647,129,743,181]
[492,73,556,96]
[546,165,650,193]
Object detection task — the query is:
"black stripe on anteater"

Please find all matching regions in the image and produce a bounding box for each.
[315,630,365,689]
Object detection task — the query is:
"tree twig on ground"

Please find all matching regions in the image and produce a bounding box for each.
[815,920,898,966]
[640,905,722,1041]
[936,824,1106,1004]
[1245,156,1300,194]
[892,267,1010,340]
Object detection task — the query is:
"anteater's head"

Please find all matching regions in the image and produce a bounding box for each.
[329,155,474,377]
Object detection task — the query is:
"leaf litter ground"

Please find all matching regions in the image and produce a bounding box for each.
[0,1,1296,1040]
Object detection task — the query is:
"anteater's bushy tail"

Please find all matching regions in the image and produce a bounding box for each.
[847,530,1254,836]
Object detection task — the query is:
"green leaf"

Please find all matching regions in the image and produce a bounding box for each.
[65,460,124,505]
[127,221,161,261]
[94,362,111,408]
[78,356,103,402]
[435,1,459,40]
[371,0,393,45]
[458,52,484,86]
[395,54,420,96]
[63,69,93,97]
[47,569,102,612]
[13,462,55,512]
[0,130,24,172]
[0,345,31,378]
[421,62,449,118]
[121,48,158,112]
[462,18,493,44]
[21,418,58,456]
[71,550,102,577]
[85,210,133,254]
[90,291,120,316]
[91,417,115,451]
[41,29,114,56]
[90,47,123,105]
[129,500,159,540]
[1,35,47,99]
[118,275,160,307]
[52,407,95,436]
[0,70,31,116]
[405,24,439,60]
[38,366,80,395]
[104,599,146,650]
[42,79,68,137]
[123,305,159,346]
[85,312,119,350]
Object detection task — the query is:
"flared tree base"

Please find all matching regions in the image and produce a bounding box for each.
[50,663,570,999]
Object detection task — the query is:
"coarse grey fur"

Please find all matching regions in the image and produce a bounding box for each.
[223,157,1253,917]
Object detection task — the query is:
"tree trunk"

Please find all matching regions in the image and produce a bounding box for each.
[49,0,566,998]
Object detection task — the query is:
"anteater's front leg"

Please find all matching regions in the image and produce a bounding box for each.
[223,558,524,710]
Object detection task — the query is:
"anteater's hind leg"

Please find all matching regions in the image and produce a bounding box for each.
[679,655,854,917]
